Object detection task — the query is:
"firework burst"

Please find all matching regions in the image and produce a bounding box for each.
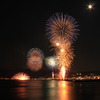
[27,48,44,71]
[12,73,30,80]
[45,56,59,79]
[46,13,79,79]
[47,13,79,43]
[45,56,59,69]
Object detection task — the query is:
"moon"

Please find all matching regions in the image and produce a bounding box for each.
[88,4,93,9]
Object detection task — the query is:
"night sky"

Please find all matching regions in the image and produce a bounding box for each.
[1,0,100,74]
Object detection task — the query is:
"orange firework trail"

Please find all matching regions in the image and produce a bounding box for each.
[46,13,79,79]
[60,66,66,80]
[55,39,74,79]
[56,41,74,70]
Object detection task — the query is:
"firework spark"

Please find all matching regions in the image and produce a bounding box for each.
[27,48,44,71]
[12,73,30,80]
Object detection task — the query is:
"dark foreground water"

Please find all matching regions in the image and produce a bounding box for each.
[0,80,100,100]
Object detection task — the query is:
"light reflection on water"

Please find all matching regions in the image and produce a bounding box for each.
[15,80,77,100]
[58,81,76,100]
[3,80,100,100]
[46,81,75,100]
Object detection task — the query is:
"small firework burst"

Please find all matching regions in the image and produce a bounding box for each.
[45,56,59,69]
[12,73,30,80]
[27,48,44,71]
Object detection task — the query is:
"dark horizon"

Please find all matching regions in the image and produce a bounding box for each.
[0,68,100,78]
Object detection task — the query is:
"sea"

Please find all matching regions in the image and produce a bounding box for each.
[0,80,100,100]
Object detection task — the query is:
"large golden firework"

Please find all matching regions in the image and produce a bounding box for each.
[46,13,78,79]
[47,13,78,43]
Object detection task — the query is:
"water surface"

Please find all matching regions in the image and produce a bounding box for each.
[0,80,100,100]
